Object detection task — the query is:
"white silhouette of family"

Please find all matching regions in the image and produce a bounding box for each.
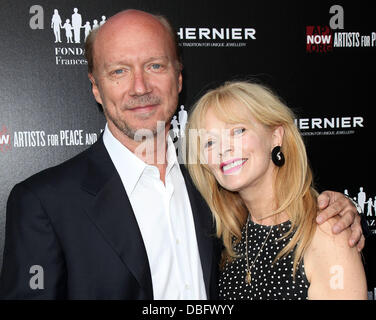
[170,105,188,139]
[345,187,375,217]
[51,8,106,44]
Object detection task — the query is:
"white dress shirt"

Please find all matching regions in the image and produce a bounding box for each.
[103,125,207,300]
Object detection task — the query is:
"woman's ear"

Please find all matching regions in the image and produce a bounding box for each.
[272,125,285,147]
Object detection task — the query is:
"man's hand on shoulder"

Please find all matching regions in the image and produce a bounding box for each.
[315,190,364,252]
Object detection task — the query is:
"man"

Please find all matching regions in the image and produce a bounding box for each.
[0,9,364,299]
[178,105,188,137]
[72,8,82,44]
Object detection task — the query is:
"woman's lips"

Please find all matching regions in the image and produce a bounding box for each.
[220,158,248,175]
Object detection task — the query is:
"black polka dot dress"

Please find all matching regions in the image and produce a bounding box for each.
[219,220,310,300]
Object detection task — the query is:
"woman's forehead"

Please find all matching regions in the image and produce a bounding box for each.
[204,98,255,126]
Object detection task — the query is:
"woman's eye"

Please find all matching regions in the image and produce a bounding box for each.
[233,127,246,135]
[204,140,214,148]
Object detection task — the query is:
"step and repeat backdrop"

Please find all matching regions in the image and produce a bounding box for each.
[0,0,375,298]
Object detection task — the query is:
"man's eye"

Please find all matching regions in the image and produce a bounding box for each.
[151,63,162,70]
[114,69,124,75]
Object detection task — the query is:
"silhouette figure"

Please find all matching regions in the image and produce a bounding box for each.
[72,8,82,43]
[51,9,62,43]
[171,116,179,139]
[178,105,188,137]
[62,19,73,43]
[83,21,91,41]
[357,187,366,213]
[366,198,373,216]
[92,19,99,30]
[100,16,107,26]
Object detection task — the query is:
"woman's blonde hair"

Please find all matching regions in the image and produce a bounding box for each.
[186,81,318,277]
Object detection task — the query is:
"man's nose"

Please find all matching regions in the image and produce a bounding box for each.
[129,69,151,96]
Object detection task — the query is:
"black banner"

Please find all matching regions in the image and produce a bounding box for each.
[0,0,375,298]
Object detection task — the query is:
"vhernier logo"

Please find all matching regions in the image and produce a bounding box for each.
[29,5,106,65]
[177,26,256,48]
[294,116,364,136]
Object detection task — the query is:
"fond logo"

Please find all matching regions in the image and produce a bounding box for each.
[51,8,106,44]
[29,6,107,65]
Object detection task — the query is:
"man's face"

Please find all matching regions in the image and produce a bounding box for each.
[90,12,182,140]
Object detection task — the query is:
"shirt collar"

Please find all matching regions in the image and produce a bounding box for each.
[103,124,179,194]
[103,124,146,196]
[165,134,180,176]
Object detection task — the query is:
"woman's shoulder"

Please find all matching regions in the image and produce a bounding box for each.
[304,216,367,299]
[303,216,356,284]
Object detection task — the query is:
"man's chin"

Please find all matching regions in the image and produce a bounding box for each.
[129,123,167,141]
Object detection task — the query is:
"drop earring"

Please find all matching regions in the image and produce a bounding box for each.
[271,146,285,167]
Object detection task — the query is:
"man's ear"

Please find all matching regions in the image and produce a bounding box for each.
[272,125,285,147]
[177,72,183,93]
[88,73,103,105]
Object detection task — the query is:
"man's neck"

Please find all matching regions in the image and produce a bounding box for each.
[107,122,169,183]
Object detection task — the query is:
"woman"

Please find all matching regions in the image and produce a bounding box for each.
[186,81,367,300]
[51,9,62,43]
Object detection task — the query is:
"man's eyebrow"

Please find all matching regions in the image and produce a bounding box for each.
[104,56,170,68]
[103,61,128,69]
[144,56,171,64]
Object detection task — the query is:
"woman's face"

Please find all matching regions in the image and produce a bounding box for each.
[201,103,282,193]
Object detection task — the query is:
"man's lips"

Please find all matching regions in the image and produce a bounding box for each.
[128,104,158,113]
[220,158,248,175]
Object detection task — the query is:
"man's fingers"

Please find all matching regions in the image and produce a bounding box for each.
[349,216,362,247]
[332,210,354,234]
[316,199,343,224]
[317,191,331,210]
[357,235,365,252]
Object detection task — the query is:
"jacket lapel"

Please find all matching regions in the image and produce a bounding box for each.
[81,137,153,299]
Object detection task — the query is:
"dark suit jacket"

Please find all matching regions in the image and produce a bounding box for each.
[0,136,221,299]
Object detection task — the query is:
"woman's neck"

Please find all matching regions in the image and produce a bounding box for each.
[238,175,289,226]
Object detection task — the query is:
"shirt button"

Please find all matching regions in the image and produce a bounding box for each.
[176,239,180,244]
[185,284,190,290]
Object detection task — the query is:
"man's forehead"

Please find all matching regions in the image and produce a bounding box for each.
[95,21,171,55]
[97,11,165,40]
